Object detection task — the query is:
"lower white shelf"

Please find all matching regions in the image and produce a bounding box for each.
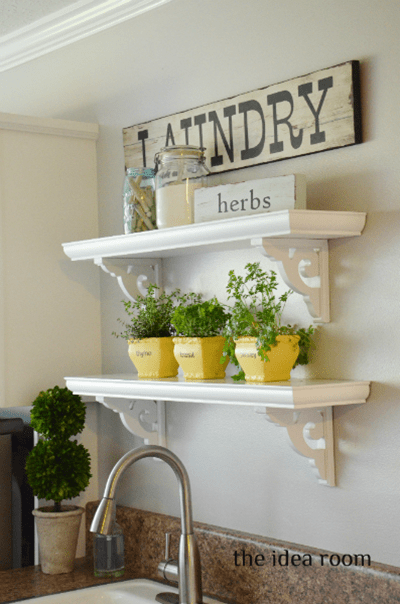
[65,374,370,408]
[65,374,371,488]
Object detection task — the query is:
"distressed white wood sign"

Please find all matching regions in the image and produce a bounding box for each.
[194,174,306,223]
[123,61,361,174]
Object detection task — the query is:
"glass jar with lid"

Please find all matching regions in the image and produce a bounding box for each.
[154,145,210,229]
[123,167,156,234]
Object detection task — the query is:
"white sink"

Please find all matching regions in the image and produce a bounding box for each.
[15,578,222,604]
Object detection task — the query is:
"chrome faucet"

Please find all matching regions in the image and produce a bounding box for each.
[90,445,203,604]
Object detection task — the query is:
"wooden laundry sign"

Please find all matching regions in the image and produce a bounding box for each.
[123,60,361,173]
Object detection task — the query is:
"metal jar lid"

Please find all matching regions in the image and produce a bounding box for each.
[154,145,206,164]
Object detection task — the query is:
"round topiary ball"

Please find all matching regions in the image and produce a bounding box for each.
[25,438,92,506]
[30,386,86,441]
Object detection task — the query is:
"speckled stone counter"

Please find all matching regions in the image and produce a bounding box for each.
[86,503,400,604]
[0,558,139,604]
[2,502,400,604]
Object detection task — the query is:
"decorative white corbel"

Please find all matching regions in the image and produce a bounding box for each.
[96,396,166,447]
[256,406,335,486]
[251,238,329,323]
[65,376,371,488]
[94,257,162,301]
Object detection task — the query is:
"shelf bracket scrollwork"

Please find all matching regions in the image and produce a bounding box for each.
[96,396,166,447]
[251,238,329,323]
[255,406,335,486]
[94,257,162,301]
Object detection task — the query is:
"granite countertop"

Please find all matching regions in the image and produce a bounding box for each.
[0,558,140,604]
[6,504,400,604]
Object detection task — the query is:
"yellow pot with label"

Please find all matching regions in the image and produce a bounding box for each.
[128,337,179,378]
[173,336,229,380]
[234,335,300,382]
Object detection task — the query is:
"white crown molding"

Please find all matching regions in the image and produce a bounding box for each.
[0,0,174,73]
[0,110,99,138]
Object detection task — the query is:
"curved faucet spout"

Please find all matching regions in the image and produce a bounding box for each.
[90,445,203,604]
[91,445,193,536]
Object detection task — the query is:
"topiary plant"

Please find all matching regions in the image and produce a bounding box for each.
[25,386,92,513]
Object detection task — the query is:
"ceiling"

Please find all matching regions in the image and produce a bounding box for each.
[0,0,173,72]
[0,0,82,37]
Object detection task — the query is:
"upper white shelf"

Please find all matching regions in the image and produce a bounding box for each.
[62,209,367,322]
[62,210,367,261]
[64,374,370,410]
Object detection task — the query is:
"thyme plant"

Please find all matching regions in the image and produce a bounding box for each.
[113,283,201,340]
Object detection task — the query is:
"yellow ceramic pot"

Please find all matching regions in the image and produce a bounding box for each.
[128,337,179,378]
[173,336,229,380]
[234,335,300,382]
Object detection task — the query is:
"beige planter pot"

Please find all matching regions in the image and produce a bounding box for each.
[235,335,300,382]
[33,505,84,574]
[173,336,228,380]
[128,337,179,378]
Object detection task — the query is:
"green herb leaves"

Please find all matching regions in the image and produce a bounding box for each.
[113,262,315,382]
[113,284,201,340]
[222,262,314,380]
[171,297,230,337]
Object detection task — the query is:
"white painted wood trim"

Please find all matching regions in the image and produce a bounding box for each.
[62,210,367,261]
[265,407,336,486]
[65,375,370,486]
[0,111,99,139]
[0,0,174,73]
[64,375,371,409]
[63,210,365,319]
[97,396,166,446]
[95,257,162,301]
[257,238,330,322]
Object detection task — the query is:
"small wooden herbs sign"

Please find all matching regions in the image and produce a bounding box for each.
[194,174,306,223]
[123,61,361,173]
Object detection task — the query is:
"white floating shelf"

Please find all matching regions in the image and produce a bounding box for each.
[65,374,371,488]
[63,210,370,486]
[62,210,367,322]
[65,374,370,409]
[62,210,366,261]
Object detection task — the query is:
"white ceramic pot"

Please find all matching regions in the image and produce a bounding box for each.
[33,505,84,574]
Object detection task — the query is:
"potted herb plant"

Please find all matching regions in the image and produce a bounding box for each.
[113,284,201,378]
[25,386,92,574]
[171,297,230,379]
[221,262,314,382]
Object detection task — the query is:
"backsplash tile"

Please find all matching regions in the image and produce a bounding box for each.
[85,502,400,604]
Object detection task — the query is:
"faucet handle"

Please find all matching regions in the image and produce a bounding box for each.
[158,532,178,584]
[164,532,171,559]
